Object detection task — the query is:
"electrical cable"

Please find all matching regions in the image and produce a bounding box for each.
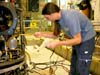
[24,36,71,75]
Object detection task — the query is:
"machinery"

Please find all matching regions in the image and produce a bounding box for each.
[0,1,26,75]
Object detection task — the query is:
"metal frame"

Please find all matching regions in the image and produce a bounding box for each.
[0,2,18,35]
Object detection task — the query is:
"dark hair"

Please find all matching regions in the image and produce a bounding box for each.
[42,2,60,15]
[77,0,92,19]
[53,20,61,36]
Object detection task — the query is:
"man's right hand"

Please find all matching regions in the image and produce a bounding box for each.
[34,32,42,38]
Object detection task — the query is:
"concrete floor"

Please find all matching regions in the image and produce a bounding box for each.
[25,35,70,75]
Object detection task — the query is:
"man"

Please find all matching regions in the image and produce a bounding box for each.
[77,0,92,19]
[34,2,96,75]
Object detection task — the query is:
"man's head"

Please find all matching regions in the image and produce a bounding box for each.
[42,2,61,21]
[77,0,91,10]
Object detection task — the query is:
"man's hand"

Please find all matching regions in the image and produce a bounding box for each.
[46,40,60,50]
[34,32,42,38]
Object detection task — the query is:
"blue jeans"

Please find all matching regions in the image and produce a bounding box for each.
[69,37,95,75]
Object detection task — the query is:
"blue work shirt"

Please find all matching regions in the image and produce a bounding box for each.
[59,9,96,42]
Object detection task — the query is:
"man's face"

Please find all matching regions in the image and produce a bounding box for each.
[44,13,60,22]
